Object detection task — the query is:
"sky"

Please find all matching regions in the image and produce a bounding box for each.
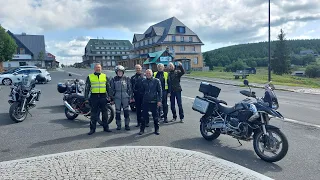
[1,0,320,65]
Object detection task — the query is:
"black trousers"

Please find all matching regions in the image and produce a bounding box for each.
[158,90,168,120]
[89,95,108,130]
[134,93,143,125]
[141,102,159,131]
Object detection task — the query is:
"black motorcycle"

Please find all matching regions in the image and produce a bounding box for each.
[8,76,41,123]
[192,80,288,162]
[57,78,114,125]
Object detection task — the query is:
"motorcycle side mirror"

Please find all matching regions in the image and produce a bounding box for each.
[243,79,249,86]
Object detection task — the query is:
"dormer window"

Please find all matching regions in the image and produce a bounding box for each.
[176,26,186,33]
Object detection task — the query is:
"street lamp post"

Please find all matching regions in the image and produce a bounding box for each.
[268,0,271,82]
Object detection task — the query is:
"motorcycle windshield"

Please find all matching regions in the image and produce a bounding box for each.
[20,75,36,88]
[264,83,279,109]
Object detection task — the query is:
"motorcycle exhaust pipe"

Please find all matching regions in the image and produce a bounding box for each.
[211,122,225,129]
[63,100,76,113]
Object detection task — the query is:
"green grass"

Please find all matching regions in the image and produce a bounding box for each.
[189,67,320,88]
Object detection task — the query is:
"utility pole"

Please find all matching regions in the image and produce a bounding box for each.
[268,0,271,82]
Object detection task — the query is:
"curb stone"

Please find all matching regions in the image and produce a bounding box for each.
[183,76,320,95]
[0,146,273,180]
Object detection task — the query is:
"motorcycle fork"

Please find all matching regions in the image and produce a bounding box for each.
[21,98,27,112]
[260,113,268,135]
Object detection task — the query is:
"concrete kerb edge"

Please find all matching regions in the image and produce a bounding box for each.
[0,146,273,180]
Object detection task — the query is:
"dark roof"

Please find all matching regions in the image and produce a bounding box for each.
[6,31,34,56]
[133,34,145,42]
[14,33,46,60]
[86,39,132,47]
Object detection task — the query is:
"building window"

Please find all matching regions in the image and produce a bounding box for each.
[193,57,198,64]
[107,61,111,66]
[148,39,150,44]
[107,51,110,54]
[122,52,125,54]
[102,56,105,60]
[113,47,116,49]
[192,46,196,51]
[152,47,155,52]
[152,38,155,43]
[169,46,174,51]
[101,47,104,49]
[102,52,105,54]
[143,41,145,46]
[180,46,185,51]
[97,51,100,54]
[112,61,116,66]
[180,36,184,42]
[126,52,129,54]
[107,56,110,59]
[172,35,176,42]
[19,48,25,54]
[177,26,186,33]
[112,52,115,54]
[189,37,193,42]
[112,56,114,60]
[96,47,99,49]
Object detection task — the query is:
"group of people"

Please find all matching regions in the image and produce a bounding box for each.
[84,62,185,136]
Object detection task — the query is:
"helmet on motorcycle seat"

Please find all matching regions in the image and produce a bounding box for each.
[36,74,46,82]
[115,65,125,74]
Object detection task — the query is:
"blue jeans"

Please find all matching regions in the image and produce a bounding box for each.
[170,91,184,120]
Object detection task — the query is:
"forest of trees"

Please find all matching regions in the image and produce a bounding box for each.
[203,39,320,70]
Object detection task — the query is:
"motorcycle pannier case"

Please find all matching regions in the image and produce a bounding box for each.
[57,83,67,93]
[199,82,221,98]
[192,96,217,115]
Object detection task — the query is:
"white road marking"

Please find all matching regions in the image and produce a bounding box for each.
[182,95,320,129]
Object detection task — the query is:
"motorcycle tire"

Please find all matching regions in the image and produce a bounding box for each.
[200,121,221,141]
[64,107,79,120]
[253,128,289,162]
[97,105,115,125]
[9,102,27,123]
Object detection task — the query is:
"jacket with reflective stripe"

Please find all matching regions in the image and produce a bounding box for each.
[154,71,168,90]
[89,73,107,93]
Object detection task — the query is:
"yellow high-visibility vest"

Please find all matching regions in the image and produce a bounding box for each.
[89,73,107,93]
[154,71,168,90]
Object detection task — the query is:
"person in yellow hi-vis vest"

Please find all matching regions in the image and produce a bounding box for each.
[84,63,112,135]
[154,63,171,123]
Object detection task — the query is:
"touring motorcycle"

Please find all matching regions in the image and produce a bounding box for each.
[8,75,41,122]
[57,78,114,125]
[192,80,288,162]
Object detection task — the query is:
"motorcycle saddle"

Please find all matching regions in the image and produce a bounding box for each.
[218,103,235,114]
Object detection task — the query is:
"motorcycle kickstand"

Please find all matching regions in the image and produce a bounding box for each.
[237,139,243,146]
[27,110,32,117]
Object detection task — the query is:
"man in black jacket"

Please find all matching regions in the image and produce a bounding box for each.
[130,64,145,127]
[168,62,185,123]
[139,69,162,135]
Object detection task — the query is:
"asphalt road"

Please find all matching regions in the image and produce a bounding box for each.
[0,68,319,180]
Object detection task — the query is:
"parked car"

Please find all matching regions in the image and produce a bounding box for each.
[1,66,38,75]
[0,68,51,85]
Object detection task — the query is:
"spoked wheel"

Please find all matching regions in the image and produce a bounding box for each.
[200,121,221,141]
[253,128,288,162]
[9,102,27,123]
[65,107,78,120]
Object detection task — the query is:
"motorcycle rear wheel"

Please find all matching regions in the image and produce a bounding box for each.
[9,102,27,123]
[65,107,79,120]
[253,128,288,162]
[200,121,221,141]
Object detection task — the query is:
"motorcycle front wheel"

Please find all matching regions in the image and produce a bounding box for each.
[97,105,115,125]
[253,128,289,162]
[9,102,27,123]
[200,121,221,141]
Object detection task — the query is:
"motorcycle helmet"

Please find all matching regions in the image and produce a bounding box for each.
[115,65,125,75]
[36,74,46,83]
[57,83,67,93]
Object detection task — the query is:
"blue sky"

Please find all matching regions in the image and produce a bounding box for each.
[1,0,320,65]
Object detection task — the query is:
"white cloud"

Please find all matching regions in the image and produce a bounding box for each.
[1,0,320,63]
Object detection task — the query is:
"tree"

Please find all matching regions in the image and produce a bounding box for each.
[0,25,18,71]
[225,60,247,72]
[305,64,320,78]
[36,51,45,67]
[271,29,290,75]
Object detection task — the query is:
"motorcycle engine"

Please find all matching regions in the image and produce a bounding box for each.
[78,100,91,114]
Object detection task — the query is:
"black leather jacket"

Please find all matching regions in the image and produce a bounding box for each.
[130,73,145,95]
[168,65,185,92]
[141,77,162,103]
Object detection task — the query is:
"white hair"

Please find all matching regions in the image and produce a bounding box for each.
[168,62,174,67]
[157,63,164,68]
